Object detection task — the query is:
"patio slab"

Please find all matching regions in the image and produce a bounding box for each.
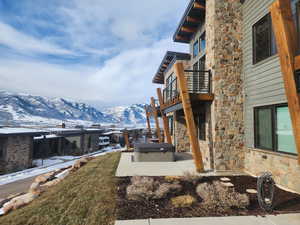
[115,219,149,225]
[115,214,300,225]
[116,152,246,177]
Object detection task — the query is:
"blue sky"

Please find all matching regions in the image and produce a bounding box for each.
[0,0,188,108]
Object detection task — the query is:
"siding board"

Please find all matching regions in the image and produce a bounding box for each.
[242,0,286,148]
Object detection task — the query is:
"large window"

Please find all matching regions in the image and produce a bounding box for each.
[295,70,300,92]
[193,40,199,58]
[254,104,297,154]
[168,116,174,136]
[199,32,206,53]
[252,14,277,64]
[0,138,5,159]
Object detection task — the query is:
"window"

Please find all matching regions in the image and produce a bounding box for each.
[168,116,174,135]
[199,32,206,53]
[193,40,199,58]
[88,136,92,148]
[253,14,277,64]
[296,70,300,92]
[254,104,297,154]
[72,141,77,149]
[292,0,300,53]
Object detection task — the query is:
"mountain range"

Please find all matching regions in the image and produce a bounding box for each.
[0,91,148,127]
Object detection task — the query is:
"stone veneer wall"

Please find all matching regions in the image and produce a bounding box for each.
[206,0,245,171]
[174,111,190,152]
[245,148,300,193]
[5,136,33,173]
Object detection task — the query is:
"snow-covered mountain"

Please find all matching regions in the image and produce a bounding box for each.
[0,91,148,126]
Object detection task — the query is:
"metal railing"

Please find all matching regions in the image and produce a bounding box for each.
[162,70,212,106]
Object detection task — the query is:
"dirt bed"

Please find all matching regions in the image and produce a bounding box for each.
[116,176,300,220]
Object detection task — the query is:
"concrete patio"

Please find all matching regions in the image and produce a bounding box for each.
[115,152,246,177]
[115,214,300,225]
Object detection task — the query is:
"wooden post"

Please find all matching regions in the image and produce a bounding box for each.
[151,97,163,143]
[270,0,300,164]
[157,88,172,144]
[144,106,152,137]
[174,62,204,172]
[124,131,130,151]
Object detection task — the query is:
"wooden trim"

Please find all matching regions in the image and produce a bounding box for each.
[151,97,163,143]
[157,88,172,144]
[181,26,197,33]
[174,62,204,172]
[123,131,130,151]
[193,2,205,10]
[270,0,300,164]
[187,16,201,23]
[175,35,189,42]
[144,106,152,137]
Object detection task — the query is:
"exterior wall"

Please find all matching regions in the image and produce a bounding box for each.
[174,111,190,152]
[206,0,245,171]
[244,148,300,192]
[63,135,83,155]
[3,136,33,173]
[82,133,99,153]
[242,0,300,193]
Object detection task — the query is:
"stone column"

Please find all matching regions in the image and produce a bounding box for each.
[205,0,245,171]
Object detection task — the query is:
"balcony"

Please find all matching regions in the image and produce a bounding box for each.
[162,70,213,111]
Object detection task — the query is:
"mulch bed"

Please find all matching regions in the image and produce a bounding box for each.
[116,176,300,220]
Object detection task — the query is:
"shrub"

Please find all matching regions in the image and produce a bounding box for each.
[196,181,249,211]
[153,183,182,199]
[171,195,196,208]
[182,171,201,184]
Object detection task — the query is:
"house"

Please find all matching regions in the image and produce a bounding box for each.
[151,0,300,192]
[33,128,103,158]
[0,127,48,174]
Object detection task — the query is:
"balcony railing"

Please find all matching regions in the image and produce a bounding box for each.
[163,70,212,107]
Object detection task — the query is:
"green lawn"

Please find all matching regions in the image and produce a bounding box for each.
[0,152,121,225]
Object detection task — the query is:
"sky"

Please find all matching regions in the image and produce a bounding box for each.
[0,0,189,108]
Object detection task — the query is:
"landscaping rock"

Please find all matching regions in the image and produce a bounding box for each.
[28,182,41,194]
[164,176,180,182]
[221,182,234,187]
[126,177,157,201]
[220,177,231,182]
[72,157,91,171]
[3,193,39,214]
[41,178,61,188]
[246,189,257,194]
[171,195,196,208]
[56,168,71,180]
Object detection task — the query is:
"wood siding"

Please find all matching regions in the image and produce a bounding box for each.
[242,0,287,148]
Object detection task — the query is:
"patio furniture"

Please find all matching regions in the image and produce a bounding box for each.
[134,143,175,162]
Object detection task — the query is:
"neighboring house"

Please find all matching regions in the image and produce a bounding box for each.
[33,128,103,158]
[0,128,47,174]
[151,0,300,192]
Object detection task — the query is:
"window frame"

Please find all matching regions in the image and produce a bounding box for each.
[254,103,297,156]
[168,116,174,136]
[199,32,206,53]
[252,13,277,65]
[193,40,199,58]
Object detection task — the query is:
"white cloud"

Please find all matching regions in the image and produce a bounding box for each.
[0,22,75,56]
[0,38,187,106]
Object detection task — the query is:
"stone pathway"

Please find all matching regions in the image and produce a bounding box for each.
[115,214,300,225]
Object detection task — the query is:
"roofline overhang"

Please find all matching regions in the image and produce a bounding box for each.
[152,51,191,84]
[173,0,206,44]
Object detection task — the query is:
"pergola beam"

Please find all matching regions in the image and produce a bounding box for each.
[270,0,300,164]
[174,62,204,172]
[151,97,163,143]
[187,16,201,23]
[181,26,197,33]
[157,88,172,144]
[193,2,205,10]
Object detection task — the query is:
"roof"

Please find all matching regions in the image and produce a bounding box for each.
[152,51,191,84]
[0,128,48,136]
[173,0,206,43]
[46,128,103,135]
[34,134,61,140]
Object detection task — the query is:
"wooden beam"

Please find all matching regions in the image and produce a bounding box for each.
[181,26,197,33]
[151,97,163,143]
[123,131,130,151]
[157,88,172,144]
[270,0,300,164]
[175,35,189,42]
[193,2,205,10]
[144,106,152,137]
[174,62,204,172]
[187,16,201,23]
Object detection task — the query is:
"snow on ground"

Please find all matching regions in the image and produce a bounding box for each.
[0,147,124,186]
[33,158,64,167]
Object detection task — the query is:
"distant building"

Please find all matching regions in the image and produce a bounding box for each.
[0,128,47,174]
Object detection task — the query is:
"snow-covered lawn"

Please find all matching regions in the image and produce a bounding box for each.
[0,147,124,186]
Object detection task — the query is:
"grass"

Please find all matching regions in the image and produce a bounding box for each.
[0,152,121,225]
